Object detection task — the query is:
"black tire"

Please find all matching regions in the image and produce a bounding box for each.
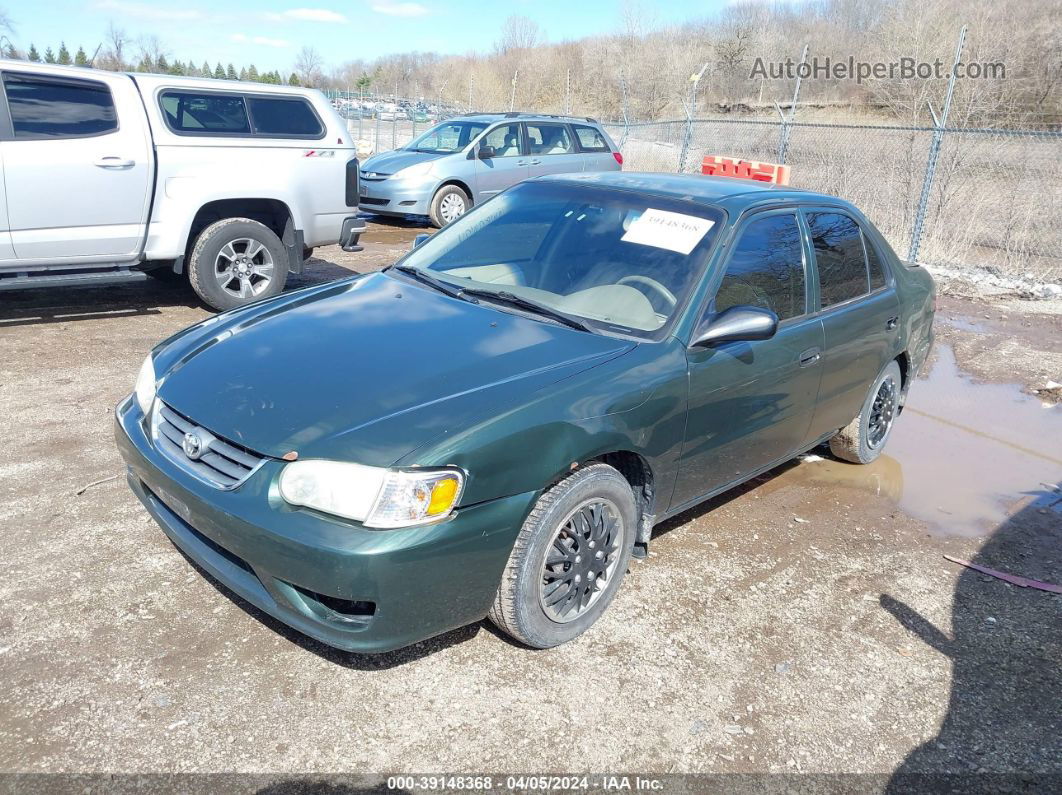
[428,184,471,228]
[488,463,636,649]
[829,360,902,464]
[187,218,288,311]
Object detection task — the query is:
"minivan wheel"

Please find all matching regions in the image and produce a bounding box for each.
[429,184,470,227]
[188,218,288,311]
[828,360,902,464]
[488,463,636,649]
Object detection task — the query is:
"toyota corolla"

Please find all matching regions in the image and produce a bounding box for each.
[115,172,935,653]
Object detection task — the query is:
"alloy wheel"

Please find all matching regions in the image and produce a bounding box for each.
[867,375,897,448]
[215,238,274,300]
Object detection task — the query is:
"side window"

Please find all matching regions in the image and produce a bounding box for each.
[807,211,869,308]
[714,213,806,321]
[160,92,250,134]
[526,123,575,156]
[481,123,522,157]
[573,124,609,152]
[247,97,322,137]
[863,233,888,290]
[4,75,117,139]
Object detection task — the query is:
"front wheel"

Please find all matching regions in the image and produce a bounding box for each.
[428,184,470,228]
[488,464,636,649]
[187,218,288,311]
[829,360,902,464]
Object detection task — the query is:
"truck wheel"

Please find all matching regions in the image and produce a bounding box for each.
[187,218,288,311]
[488,463,636,649]
[428,184,470,228]
[828,360,902,464]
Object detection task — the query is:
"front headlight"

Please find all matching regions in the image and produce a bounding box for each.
[278,461,464,528]
[134,355,156,416]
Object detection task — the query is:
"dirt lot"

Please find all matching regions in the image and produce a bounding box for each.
[1,218,1059,786]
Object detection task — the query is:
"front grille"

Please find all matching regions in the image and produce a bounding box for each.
[153,402,266,490]
[359,196,390,206]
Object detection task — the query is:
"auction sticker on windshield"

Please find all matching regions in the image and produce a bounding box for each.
[621,208,715,255]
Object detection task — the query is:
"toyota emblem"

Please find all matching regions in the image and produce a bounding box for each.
[182,432,204,460]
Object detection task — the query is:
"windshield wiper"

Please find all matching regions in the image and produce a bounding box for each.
[459,288,593,333]
[390,264,476,302]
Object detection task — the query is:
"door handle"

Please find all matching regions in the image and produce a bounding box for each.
[94,156,135,168]
[529,159,541,165]
[799,347,821,367]
[886,316,899,330]
[516,160,529,166]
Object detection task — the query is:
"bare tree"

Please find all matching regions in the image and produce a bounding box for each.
[294,46,324,87]
[0,7,14,37]
[497,16,541,53]
[104,22,128,70]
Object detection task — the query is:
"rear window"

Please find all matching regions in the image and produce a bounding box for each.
[807,211,870,308]
[4,75,117,139]
[247,96,323,137]
[573,124,610,152]
[159,91,323,138]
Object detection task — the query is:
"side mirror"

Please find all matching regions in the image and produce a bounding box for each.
[477,144,495,160]
[412,233,430,249]
[690,305,779,348]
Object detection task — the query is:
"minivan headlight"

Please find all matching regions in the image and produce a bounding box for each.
[278,461,464,528]
[134,355,156,415]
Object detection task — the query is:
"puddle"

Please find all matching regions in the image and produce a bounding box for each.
[938,315,989,334]
[789,343,1062,536]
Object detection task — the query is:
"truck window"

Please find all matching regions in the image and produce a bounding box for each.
[3,74,117,139]
[246,97,323,138]
[160,92,251,134]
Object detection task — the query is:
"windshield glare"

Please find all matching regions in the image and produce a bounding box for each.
[398,182,724,337]
[404,120,488,153]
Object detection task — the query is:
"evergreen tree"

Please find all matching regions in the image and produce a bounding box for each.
[136,56,152,72]
[225,63,237,80]
[28,44,41,62]
[200,61,210,77]
[156,54,169,73]
[246,64,259,81]
[170,60,185,75]
[2,43,18,59]
[214,62,225,79]
[238,67,247,81]
[288,73,300,86]
[44,46,56,64]
[74,46,89,66]
[57,42,71,65]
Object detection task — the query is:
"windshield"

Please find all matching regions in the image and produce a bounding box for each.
[404,120,488,153]
[397,182,724,338]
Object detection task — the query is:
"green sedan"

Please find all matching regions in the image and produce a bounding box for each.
[115,172,935,652]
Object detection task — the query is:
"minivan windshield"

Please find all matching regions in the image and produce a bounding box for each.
[404,120,488,153]
[396,182,724,338]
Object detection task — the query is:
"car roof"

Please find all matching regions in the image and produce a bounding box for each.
[534,171,853,213]
[447,112,603,126]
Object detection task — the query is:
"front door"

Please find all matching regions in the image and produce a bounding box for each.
[0,69,152,263]
[671,210,824,510]
[471,122,528,202]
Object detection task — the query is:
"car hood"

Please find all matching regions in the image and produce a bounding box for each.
[361,149,447,176]
[156,273,634,465]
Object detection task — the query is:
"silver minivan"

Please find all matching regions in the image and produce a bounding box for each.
[359,113,623,227]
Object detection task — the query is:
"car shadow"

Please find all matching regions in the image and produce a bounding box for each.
[882,486,1062,789]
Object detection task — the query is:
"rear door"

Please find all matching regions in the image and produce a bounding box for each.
[471,122,529,201]
[802,208,901,439]
[0,69,152,263]
[572,123,618,173]
[524,122,584,177]
[0,142,13,260]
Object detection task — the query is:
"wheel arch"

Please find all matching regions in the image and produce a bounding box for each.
[433,178,474,205]
[178,198,298,274]
[591,450,656,554]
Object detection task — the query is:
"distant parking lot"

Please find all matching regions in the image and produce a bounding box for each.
[1,217,1059,781]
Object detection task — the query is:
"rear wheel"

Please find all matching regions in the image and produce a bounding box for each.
[829,360,902,464]
[429,184,470,228]
[187,218,288,311]
[488,464,636,649]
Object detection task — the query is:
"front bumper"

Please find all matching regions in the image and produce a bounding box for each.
[114,397,537,653]
[359,177,433,217]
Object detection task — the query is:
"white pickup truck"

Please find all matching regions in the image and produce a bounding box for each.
[0,61,365,310]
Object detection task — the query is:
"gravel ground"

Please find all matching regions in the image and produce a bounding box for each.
[1,218,1059,786]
